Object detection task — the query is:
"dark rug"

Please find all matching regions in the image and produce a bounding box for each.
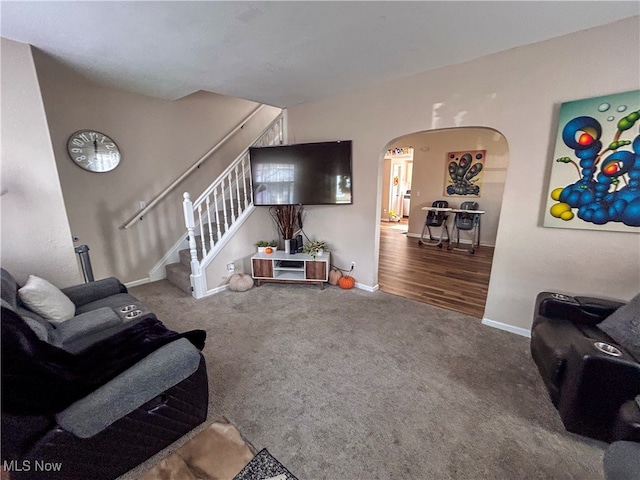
[233,449,299,480]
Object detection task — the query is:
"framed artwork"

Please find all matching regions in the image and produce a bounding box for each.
[444,150,485,197]
[543,90,640,232]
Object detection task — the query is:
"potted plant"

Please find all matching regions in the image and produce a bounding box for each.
[302,240,328,259]
[255,240,278,253]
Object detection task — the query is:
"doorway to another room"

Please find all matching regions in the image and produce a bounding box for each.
[383,147,413,232]
[378,127,509,318]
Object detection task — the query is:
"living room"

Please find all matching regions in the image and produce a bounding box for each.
[1,2,639,479]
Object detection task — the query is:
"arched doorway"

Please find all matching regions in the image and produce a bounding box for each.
[378,127,510,318]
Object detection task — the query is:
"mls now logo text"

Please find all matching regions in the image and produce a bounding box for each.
[3,460,63,472]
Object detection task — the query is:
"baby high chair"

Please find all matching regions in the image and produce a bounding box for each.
[448,201,481,254]
[418,200,450,248]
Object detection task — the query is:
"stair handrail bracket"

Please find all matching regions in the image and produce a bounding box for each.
[183,112,284,298]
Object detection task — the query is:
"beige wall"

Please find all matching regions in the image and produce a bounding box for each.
[205,206,279,289]
[32,50,280,284]
[286,16,640,331]
[0,39,81,287]
[390,128,508,246]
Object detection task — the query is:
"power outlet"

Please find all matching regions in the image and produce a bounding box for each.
[351,261,356,270]
[227,263,235,272]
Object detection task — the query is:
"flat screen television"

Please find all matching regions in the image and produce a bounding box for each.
[249,140,352,206]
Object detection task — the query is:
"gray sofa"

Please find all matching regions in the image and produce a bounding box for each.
[1,268,209,479]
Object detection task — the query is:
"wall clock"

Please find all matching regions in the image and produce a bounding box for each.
[67,130,121,172]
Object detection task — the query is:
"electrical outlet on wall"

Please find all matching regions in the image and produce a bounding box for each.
[351,261,356,270]
[227,263,235,272]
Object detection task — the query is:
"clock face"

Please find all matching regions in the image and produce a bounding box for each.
[67,130,121,172]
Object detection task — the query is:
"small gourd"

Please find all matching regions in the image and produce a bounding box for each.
[328,268,342,285]
[338,275,355,289]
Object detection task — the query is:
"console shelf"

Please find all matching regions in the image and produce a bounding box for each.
[251,251,329,288]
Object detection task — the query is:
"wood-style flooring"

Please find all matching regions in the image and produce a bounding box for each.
[378,219,494,318]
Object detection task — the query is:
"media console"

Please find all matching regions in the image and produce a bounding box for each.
[251,251,329,288]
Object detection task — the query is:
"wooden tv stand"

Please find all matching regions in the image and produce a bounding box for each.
[251,251,329,288]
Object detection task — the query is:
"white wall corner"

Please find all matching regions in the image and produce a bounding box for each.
[482,317,531,338]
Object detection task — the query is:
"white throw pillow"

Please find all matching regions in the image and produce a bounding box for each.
[18,275,75,324]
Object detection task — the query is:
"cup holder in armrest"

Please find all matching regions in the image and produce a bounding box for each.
[125,310,143,319]
[594,342,622,357]
[120,304,137,313]
[551,293,573,301]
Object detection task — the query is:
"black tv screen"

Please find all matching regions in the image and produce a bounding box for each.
[249,140,352,205]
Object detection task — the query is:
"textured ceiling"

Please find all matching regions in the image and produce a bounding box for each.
[1,1,638,107]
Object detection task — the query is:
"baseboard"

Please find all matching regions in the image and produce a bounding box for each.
[482,317,531,338]
[202,284,230,297]
[125,277,151,288]
[355,282,378,292]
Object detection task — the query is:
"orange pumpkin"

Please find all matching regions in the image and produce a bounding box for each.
[265,247,273,254]
[338,275,355,289]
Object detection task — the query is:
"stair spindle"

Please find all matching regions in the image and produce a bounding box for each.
[205,195,215,251]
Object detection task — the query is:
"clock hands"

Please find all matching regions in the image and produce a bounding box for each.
[93,139,99,163]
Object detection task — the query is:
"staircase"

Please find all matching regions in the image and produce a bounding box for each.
[164,199,236,293]
[165,113,285,297]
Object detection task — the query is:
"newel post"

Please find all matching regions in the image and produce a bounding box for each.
[183,192,205,298]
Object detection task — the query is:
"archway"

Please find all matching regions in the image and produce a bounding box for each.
[377,127,510,317]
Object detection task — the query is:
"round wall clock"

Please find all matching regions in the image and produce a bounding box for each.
[67,130,121,172]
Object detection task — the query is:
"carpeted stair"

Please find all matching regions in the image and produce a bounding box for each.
[165,223,220,294]
[165,193,247,294]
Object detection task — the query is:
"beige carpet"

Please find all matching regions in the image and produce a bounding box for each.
[138,422,255,480]
[123,280,606,480]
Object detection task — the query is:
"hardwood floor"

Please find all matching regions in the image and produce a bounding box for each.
[378,219,494,318]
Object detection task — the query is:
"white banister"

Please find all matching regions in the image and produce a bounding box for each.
[182,112,284,298]
[120,104,266,229]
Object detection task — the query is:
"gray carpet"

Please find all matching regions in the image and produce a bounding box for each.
[121,280,605,480]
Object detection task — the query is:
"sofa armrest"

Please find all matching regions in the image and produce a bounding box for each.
[61,277,128,308]
[53,307,122,344]
[55,338,201,438]
[535,292,625,328]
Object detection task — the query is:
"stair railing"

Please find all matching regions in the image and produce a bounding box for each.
[182,112,284,297]
[120,104,267,230]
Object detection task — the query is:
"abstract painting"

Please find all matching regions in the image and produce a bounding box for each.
[444,150,485,197]
[543,90,640,232]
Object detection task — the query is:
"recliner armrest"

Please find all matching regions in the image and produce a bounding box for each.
[557,339,640,440]
[61,277,128,308]
[55,338,201,438]
[535,292,625,328]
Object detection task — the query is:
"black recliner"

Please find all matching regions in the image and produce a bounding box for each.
[530,292,640,442]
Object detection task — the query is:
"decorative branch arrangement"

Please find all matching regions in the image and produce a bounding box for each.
[269,205,304,239]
